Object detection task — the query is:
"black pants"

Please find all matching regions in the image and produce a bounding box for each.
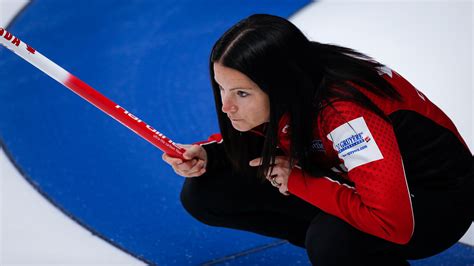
[180,168,473,266]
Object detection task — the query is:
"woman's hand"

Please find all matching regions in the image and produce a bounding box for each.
[162,144,207,178]
[249,156,291,196]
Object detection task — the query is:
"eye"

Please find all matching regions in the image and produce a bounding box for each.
[237,91,249,97]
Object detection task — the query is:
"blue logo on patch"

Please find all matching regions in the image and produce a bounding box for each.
[335,132,365,153]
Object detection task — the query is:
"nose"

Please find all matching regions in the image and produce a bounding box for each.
[221,95,237,114]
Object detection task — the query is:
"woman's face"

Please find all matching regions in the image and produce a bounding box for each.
[213,63,270,132]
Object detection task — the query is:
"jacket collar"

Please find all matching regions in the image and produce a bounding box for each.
[249,113,291,137]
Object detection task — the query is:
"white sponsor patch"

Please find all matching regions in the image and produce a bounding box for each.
[327,117,383,171]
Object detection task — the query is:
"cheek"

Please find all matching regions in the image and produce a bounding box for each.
[238,96,269,122]
[257,98,270,120]
[248,104,268,123]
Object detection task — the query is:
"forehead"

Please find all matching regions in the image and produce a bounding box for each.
[213,63,253,85]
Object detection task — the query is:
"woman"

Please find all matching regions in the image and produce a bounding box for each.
[162,14,473,265]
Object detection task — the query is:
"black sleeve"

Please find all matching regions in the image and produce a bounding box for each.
[201,141,231,172]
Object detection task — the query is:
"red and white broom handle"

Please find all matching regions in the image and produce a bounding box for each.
[0,27,186,159]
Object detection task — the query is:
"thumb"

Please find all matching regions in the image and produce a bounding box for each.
[249,158,262,167]
[183,144,200,160]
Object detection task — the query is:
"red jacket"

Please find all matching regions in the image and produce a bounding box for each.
[198,67,472,244]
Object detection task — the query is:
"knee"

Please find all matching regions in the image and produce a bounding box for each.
[179,177,220,226]
[304,215,356,266]
[180,178,206,221]
[305,214,409,266]
[305,223,336,265]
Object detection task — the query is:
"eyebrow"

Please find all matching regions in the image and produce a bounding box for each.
[218,85,253,91]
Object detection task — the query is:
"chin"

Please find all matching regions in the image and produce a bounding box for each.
[232,125,251,132]
[231,121,252,132]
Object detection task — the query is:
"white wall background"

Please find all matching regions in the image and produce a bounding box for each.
[292,1,472,151]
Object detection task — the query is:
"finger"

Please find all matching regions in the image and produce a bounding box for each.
[162,153,168,162]
[265,164,278,178]
[176,159,199,171]
[249,157,262,167]
[266,165,283,180]
[176,161,205,177]
[272,182,281,188]
[163,153,185,165]
[274,176,285,185]
[162,153,183,165]
[273,156,290,166]
[182,144,201,160]
[173,168,187,177]
[187,160,205,174]
[173,143,198,160]
[279,184,289,195]
[187,164,207,177]
[266,173,277,182]
[269,176,281,188]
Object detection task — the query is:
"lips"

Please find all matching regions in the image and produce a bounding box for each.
[228,117,242,121]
